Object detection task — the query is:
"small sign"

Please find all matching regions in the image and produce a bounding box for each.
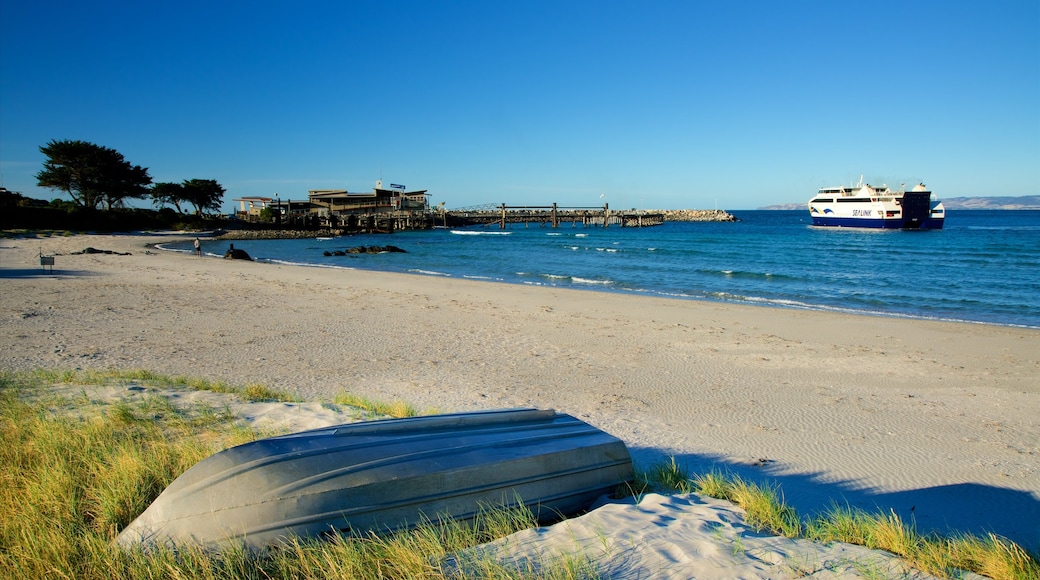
[390,183,406,190]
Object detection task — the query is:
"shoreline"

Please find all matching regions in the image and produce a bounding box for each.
[2,231,1038,550]
[162,234,1039,331]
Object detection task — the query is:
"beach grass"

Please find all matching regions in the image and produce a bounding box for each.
[334,391,419,418]
[19,368,300,403]
[639,459,1040,580]
[0,370,595,580]
[4,369,1038,580]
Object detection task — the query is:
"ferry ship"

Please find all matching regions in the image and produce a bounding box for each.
[808,177,945,229]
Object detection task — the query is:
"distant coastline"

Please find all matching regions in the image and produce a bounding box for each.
[760,195,1040,211]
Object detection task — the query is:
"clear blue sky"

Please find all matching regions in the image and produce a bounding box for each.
[2,1,1037,211]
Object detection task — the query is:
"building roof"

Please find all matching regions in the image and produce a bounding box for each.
[232,196,275,203]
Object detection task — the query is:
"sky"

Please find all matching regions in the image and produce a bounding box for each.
[1,1,1038,212]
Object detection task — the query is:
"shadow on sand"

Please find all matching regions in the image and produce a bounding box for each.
[0,268,98,279]
[628,447,1040,552]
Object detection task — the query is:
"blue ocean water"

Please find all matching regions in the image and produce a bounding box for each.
[180,210,1040,328]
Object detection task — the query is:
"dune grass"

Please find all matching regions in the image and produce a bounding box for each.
[639,458,1040,580]
[20,367,300,403]
[334,391,419,419]
[4,368,1038,579]
[0,370,596,580]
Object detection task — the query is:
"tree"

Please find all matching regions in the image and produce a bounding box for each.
[100,162,152,211]
[259,206,277,222]
[151,182,185,213]
[36,140,152,210]
[180,179,225,215]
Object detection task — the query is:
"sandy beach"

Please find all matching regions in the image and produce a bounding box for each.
[2,232,1038,574]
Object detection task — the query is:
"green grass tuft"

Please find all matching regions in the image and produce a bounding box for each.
[334,391,419,418]
[803,505,1040,580]
[639,459,1040,580]
[642,456,693,494]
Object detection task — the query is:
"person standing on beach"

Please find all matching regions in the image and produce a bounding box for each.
[194,238,201,257]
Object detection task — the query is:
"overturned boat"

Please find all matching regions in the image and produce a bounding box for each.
[117,408,634,550]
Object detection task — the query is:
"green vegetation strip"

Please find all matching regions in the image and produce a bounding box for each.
[1,370,1037,579]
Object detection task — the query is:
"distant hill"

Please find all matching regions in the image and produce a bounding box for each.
[759,196,1040,211]
[940,196,1040,210]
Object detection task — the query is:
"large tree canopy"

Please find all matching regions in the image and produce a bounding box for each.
[181,179,226,215]
[150,182,185,213]
[151,179,225,215]
[36,140,152,210]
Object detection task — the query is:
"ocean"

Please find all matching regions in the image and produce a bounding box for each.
[176,210,1040,329]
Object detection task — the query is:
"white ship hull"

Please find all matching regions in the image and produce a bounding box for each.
[808,180,945,229]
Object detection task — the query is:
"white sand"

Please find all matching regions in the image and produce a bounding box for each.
[2,232,1037,574]
[462,493,961,579]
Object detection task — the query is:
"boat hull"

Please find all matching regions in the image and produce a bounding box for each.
[116,409,634,550]
[809,215,945,229]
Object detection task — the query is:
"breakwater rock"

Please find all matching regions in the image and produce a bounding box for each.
[215,229,344,240]
[658,209,738,222]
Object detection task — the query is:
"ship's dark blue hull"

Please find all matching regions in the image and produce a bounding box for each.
[810,216,945,229]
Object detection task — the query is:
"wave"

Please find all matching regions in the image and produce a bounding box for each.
[450,230,512,236]
[526,272,613,286]
[159,246,195,255]
[698,291,1039,329]
[714,269,795,281]
[155,243,192,254]
[408,268,452,277]
[260,258,358,272]
[572,277,614,285]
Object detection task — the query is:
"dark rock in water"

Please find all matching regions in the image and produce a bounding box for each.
[324,245,407,256]
[224,248,252,260]
[349,245,406,254]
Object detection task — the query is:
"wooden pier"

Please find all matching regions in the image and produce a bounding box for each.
[441,204,664,229]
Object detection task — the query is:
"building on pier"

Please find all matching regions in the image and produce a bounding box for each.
[307,181,430,229]
[233,181,431,231]
[233,196,276,220]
